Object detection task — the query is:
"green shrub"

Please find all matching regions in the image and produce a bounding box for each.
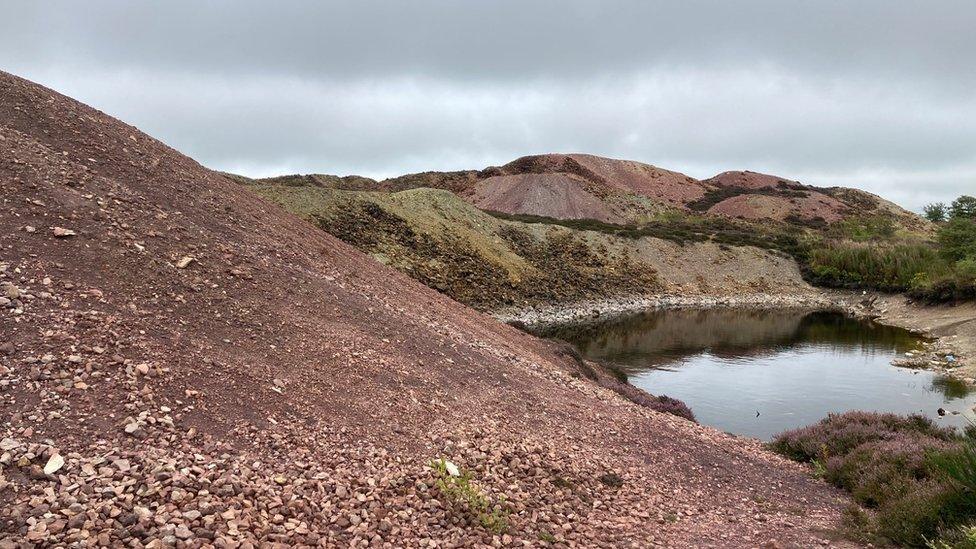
[939,219,976,263]
[925,203,949,223]
[928,524,976,549]
[909,271,976,304]
[958,259,976,279]
[830,215,897,242]
[804,242,944,291]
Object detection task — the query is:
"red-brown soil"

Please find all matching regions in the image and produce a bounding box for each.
[497,153,710,206]
[466,174,625,223]
[706,171,799,191]
[0,72,856,547]
[703,171,852,224]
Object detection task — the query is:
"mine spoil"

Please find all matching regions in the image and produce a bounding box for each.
[0,71,867,546]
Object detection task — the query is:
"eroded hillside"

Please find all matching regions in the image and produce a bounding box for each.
[251,184,811,312]
[0,72,857,546]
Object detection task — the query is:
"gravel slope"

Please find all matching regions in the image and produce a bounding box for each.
[0,71,857,547]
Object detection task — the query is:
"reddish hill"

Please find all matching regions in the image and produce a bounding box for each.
[495,153,709,206]
[699,171,851,224]
[706,170,798,190]
[362,157,923,230]
[466,173,626,223]
[0,72,852,545]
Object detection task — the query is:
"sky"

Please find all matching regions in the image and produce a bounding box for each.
[2,1,975,211]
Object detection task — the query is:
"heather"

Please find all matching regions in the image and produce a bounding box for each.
[770,411,976,546]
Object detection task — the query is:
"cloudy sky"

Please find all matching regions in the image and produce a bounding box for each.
[3,1,975,210]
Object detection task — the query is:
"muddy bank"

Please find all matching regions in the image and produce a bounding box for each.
[494,291,843,328]
[851,294,976,384]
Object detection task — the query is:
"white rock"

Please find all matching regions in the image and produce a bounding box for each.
[444,460,460,477]
[44,453,65,475]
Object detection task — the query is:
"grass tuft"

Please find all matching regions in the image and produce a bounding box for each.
[431,458,510,534]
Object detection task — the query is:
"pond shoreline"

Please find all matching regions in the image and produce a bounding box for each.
[494,291,845,328]
[495,290,975,385]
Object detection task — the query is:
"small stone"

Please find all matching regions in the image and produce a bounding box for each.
[175,525,194,539]
[43,453,65,475]
[52,227,77,237]
[2,284,19,300]
[175,256,195,269]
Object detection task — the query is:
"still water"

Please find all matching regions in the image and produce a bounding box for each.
[544,309,976,440]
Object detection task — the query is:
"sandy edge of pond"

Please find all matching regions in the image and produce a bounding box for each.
[495,289,976,386]
[854,293,976,385]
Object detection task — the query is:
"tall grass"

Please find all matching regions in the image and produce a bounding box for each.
[805,242,947,292]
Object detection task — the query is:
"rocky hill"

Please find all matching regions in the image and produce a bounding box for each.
[258,154,927,231]
[251,184,808,311]
[0,72,855,546]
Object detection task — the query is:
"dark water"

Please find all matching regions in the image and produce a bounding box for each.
[544,309,976,440]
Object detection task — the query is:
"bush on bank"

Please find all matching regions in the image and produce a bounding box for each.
[802,213,976,303]
[769,411,976,547]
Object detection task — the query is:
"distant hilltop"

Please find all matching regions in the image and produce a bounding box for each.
[244,152,926,231]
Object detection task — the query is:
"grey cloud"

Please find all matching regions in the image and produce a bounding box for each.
[2,1,975,210]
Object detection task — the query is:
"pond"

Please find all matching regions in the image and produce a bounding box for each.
[542,308,976,440]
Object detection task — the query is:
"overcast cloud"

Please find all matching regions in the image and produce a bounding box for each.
[3,0,975,210]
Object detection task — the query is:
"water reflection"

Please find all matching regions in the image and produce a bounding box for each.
[543,308,976,440]
[931,375,974,400]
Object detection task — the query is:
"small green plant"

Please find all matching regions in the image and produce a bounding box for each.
[538,530,557,543]
[930,436,976,494]
[811,458,828,479]
[811,445,830,478]
[598,472,624,488]
[927,524,976,549]
[431,458,510,534]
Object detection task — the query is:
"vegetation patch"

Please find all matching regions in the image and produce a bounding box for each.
[597,472,624,488]
[686,185,809,213]
[803,242,945,292]
[769,411,976,547]
[431,459,510,534]
[803,197,976,303]
[254,185,664,311]
[487,210,804,256]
